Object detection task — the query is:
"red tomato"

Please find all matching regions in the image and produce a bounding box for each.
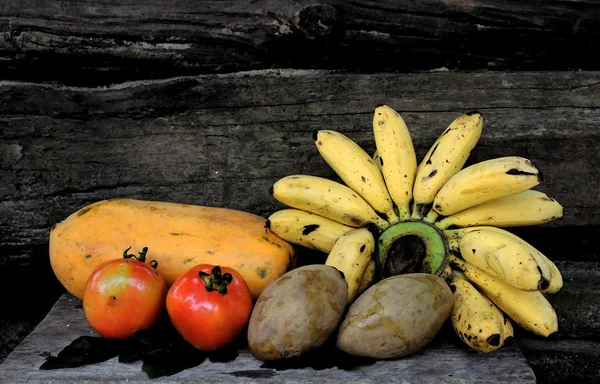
[82,247,167,339]
[166,264,253,351]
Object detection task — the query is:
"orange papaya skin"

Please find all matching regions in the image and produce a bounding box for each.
[49,199,295,299]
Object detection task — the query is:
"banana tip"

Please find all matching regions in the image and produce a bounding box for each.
[375,105,389,114]
[466,110,483,118]
[486,334,502,347]
[503,336,514,347]
[538,277,550,291]
[312,130,319,141]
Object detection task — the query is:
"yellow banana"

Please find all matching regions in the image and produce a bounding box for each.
[445,226,563,294]
[448,274,506,353]
[314,130,400,224]
[479,290,515,346]
[449,255,558,337]
[325,227,375,303]
[271,175,389,230]
[431,156,542,218]
[539,257,563,294]
[357,258,377,296]
[373,150,381,171]
[372,105,417,220]
[458,229,552,291]
[435,189,563,230]
[412,112,483,219]
[500,313,515,346]
[266,209,353,253]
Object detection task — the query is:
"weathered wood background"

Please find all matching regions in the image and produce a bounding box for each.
[1,0,600,85]
[1,1,600,383]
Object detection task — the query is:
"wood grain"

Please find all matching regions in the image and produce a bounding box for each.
[0,293,537,384]
[518,338,600,384]
[1,0,599,85]
[2,70,599,256]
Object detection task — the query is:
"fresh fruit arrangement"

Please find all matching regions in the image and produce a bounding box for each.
[45,105,564,376]
[267,105,563,354]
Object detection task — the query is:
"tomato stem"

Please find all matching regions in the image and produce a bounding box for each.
[199,266,233,294]
[123,246,149,262]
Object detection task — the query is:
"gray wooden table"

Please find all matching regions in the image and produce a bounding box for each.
[0,293,536,384]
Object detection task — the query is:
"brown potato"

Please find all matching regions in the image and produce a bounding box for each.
[336,273,453,359]
[247,264,348,361]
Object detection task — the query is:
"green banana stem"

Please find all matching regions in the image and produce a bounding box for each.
[397,204,412,221]
[443,228,467,240]
[434,219,451,230]
[377,220,449,278]
[423,209,439,223]
[386,211,401,225]
[410,202,425,220]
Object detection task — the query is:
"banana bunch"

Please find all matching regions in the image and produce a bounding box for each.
[267,105,564,353]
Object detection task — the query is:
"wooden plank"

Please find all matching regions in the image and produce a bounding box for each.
[547,261,600,338]
[518,338,600,384]
[0,293,537,384]
[1,1,600,85]
[512,262,600,383]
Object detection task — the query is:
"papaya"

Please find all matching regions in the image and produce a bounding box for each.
[49,199,295,299]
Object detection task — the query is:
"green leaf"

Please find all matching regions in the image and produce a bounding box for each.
[39,316,251,378]
[117,339,161,364]
[142,346,207,379]
[40,336,124,370]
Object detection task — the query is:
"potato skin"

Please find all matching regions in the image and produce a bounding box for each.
[336,273,453,359]
[247,264,348,361]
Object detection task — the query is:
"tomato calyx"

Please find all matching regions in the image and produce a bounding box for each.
[199,266,233,294]
[123,246,159,269]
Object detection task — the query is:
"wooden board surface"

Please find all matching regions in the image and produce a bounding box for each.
[0,0,600,85]
[3,70,600,255]
[0,293,536,384]
[1,0,599,85]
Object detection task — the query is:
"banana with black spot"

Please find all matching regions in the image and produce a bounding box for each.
[450,255,558,337]
[435,189,563,230]
[425,156,542,222]
[445,226,562,293]
[314,130,400,224]
[372,105,418,220]
[271,175,390,230]
[266,209,354,253]
[325,227,376,303]
[448,272,506,353]
[412,111,483,219]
